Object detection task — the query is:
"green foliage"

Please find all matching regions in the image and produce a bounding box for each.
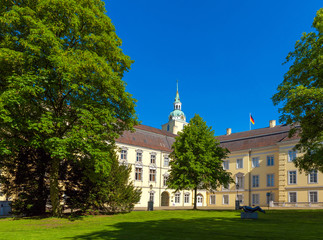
[65,151,141,214]
[168,114,232,209]
[0,147,50,216]
[0,0,137,216]
[272,8,323,173]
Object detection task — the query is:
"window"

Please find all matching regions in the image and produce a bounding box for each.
[149,192,154,202]
[136,152,142,162]
[236,159,243,169]
[135,167,142,181]
[237,194,243,204]
[288,150,297,162]
[288,171,297,184]
[236,175,244,189]
[267,155,274,166]
[223,160,229,170]
[309,170,318,184]
[175,192,180,203]
[223,195,229,205]
[163,175,168,187]
[309,191,318,203]
[289,192,297,203]
[252,194,259,205]
[210,195,216,205]
[121,150,127,160]
[267,174,274,187]
[149,169,156,182]
[184,193,190,203]
[252,175,259,188]
[252,157,259,168]
[167,125,170,131]
[164,156,169,167]
[150,154,156,164]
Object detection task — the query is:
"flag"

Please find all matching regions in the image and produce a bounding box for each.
[250,115,255,125]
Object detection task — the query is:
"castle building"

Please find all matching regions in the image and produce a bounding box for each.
[116,85,323,208]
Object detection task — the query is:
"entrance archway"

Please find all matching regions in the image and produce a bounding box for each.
[161,191,170,206]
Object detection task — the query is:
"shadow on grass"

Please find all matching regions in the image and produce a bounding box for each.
[65,210,323,240]
[64,214,272,240]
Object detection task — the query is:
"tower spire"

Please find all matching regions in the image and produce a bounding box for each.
[177,80,178,93]
[162,80,187,134]
[175,80,180,103]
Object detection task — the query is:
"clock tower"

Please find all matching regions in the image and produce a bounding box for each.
[162,81,187,134]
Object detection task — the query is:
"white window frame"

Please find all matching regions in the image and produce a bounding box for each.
[267,155,274,166]
[309,170,318,184]
[289,192,297,203]
[267,174,274,187]
[120,149,127,160]
[252,194,260,205]
[135,167,143,181]
[222,195,229,205]
[163,175,168,187]
[210,195,216,205]
[252,157,260,168]
[236,159,243,169]
[236,175,244,189]
[175,192,180,203]
[149,169,156,182]
[164,156,169,167]
[309,191,318,203]
[288,170,297,185]
[184,193,190,203]
[223,160,229,170]
[252,175,259,188]
[136,152,142,162]
[150,154,156,164]
[288,150,297,162]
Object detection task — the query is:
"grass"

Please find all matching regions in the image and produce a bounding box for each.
[0,209,323,239]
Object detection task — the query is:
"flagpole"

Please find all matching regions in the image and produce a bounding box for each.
[249,113,251,131]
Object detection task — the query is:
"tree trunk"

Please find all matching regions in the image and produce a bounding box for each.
[193,186,197,210]
[50,157,61,217]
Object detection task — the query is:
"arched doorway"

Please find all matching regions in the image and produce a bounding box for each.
[161,191,169,206]
[197,194,203,207]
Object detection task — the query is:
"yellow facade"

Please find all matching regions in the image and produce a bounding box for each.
[204,138,323,208]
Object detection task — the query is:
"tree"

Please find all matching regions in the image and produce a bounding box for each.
[0,0,137,216]
[167,114,232,210]
[272,8,323,173]
[64,151,141,214]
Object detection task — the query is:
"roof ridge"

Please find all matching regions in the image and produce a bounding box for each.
[218,129,291,143]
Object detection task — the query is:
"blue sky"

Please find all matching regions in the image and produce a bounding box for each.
[104,0,322,136]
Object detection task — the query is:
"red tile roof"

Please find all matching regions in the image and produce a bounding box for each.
[117,124,300,153]
[116,125,176,152]
[217,124,300,152]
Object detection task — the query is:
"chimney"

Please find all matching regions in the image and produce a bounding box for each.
[226,128,232,135]
[269,120,276,128]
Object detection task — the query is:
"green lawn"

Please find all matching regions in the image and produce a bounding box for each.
[0,209,322,239]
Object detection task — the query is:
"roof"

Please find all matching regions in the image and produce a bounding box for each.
[217,124,300,152]
[116,123,300,153]
[116,124,176,152]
